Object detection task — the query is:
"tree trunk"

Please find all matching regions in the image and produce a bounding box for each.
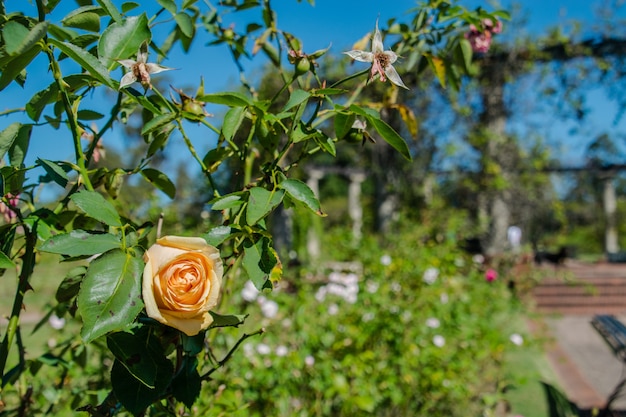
[479,62,512,256]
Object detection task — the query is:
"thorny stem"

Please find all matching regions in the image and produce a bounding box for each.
[37,0,94,191]
[200,328,265,380]
[0,225,37,391]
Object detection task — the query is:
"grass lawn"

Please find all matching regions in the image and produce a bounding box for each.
[504,317,567,417]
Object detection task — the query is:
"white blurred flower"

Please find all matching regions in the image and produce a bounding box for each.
[49,314,66,330]
[243,343,255,358]
[258,296,279,318]
[391,282,401,293]
[362,312,375,322]
[366,280,379,293]
[328,303,339,316]
[241,280,260,302]
[426,317,440,329]
[315,286,327,302]
[380,254,392,266]
[510,333,524,346]
[423,267,439,285]
[275,345,289,357]
[256,343,271,355]
[305,355,315,366]
[433,335,446,347]
[440,293,449,304]
[472,254,485,264]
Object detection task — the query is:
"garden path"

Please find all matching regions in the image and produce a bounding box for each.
[534,260,626,413]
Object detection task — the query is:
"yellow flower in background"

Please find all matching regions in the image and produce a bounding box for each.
[142,236,223,336]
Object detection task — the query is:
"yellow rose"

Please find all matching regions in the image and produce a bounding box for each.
[142,236,223,336]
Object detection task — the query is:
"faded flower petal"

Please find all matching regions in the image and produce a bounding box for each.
[384,63,408,89]
[344,50,374,62]
[119,72,137,89]
[145,63,174,75]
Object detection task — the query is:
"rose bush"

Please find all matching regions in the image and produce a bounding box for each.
[142,236,223,336]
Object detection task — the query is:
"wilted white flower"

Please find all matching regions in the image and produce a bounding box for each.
[241,280,259,302]
[344,19,409,89]
[256,343,271,355]
[426,317,440,329]
[275,345,289,357]
[433,335,446,347]
[510,333,524,346]
[380,254,392,266]
[117,42,173,90]
[423,267,439,285]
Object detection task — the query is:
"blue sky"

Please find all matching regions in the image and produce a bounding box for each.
[2,0,626,193]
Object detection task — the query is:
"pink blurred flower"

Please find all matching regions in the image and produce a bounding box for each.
[464,18,503,53]
[485,268,498,282]
[0,193,19,223]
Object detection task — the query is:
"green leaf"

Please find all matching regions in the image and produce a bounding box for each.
[110,358,169,416]
[367,117,412,161]
[55,266,87,303]
[0,251,15,269]
[208,311,248,328]
[121,2,140,13]
[95,0,123,23]
[98,14,151,70]
[107,329,172,389]
[77,109,104,120]
[7,124,31,168]
[197,92,252,107]
[140,112,176,136]
[204,226,232,247]
[62,9,101,32]
[279,179,324,216]
[0,123,22,162]
[174,12,194,38]
[140,168,176,199]
[156,0,177,14]
[40,230,122,257]
[282,89,310,112]
[77,249,144,342]
[37,158,69,188]
[0,45,41,92]
[71,190,123,227]
[242,239,270,290]
[2,21,48,56]
[171,356,200,408]
[246,187,284,225]
[334,111,356,140]
[210,193,244,211]
[49,39,115,88]
[222,106,245,142]
[2,21,30,56]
